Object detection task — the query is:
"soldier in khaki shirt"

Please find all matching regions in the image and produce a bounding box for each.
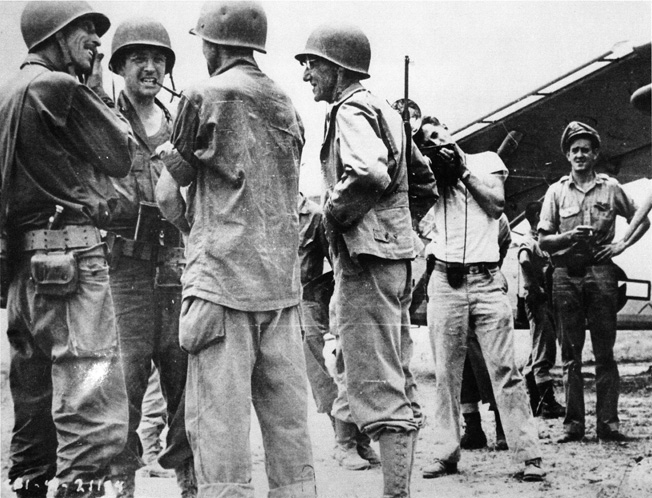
[539,121,649,442]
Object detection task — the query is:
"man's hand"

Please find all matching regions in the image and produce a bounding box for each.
[85,53,105,92]
[524,285,547,305]
[568,225,595,243]
[448,143,468,179]
[422,142,467,189]
[155,141,176,159]
[593,241,626,262]
[154,141,197,187]
[322,211,339,252]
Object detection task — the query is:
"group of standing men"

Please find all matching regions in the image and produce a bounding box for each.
[1,2,649,498]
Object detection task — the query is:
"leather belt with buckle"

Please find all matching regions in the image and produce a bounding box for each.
[433,259,499,275]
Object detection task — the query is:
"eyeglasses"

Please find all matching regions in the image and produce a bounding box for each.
[300,57,319,70]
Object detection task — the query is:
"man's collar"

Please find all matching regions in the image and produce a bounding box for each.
[21,53,56,71]
[567,171,604,190]
[118,91,171,122]
[210,57,258,78]
[330,82,365,108]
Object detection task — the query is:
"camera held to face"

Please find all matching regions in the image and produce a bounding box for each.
[421,143,463,189]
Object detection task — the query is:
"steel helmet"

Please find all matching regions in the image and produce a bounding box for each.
[190,1,267,54]
[109,18,176,74]
[295,23,371,79]
[21,1,110,51]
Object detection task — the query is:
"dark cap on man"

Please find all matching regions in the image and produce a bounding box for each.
[560,121,601,153]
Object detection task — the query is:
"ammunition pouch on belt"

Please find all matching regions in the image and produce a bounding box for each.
[105,233,185,287]
[155,246,186,288]
[30,251,79,296]
[20,226,104,297]
[120,238,157,261]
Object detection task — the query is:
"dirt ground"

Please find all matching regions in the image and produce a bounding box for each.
[2,326,651,498]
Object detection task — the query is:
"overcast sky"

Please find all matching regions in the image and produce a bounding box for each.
[1,0,650,195]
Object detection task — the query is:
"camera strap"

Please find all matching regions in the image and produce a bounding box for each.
[443,182,468,288]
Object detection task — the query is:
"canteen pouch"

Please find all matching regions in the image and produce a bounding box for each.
[30,251,79,296]
[154,264,183,288]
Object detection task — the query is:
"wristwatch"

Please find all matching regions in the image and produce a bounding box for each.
[460,169,471,181]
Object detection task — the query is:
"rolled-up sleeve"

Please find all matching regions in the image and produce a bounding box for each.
[156,168,191,234]
[613,183,638,221]
[168,95,202,185]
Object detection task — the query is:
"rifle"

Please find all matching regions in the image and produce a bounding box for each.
[402,55,412,167]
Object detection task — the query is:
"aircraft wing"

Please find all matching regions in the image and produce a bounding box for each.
[453,41,651,225]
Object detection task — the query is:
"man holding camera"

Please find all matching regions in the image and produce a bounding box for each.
[103,18,195,498]
[420,117,545,482]
[0,2,136,496]
[538,121,649,443]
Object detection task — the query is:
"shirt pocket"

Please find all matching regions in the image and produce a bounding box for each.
[590,201,614,233]
[179,296,225,354]
[559,204,581,233]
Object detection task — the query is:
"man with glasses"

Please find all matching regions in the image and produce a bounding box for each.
[296,23,430,498]
[103,17,195,498]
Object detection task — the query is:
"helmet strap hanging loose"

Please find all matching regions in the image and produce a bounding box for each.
[55,31,80,81]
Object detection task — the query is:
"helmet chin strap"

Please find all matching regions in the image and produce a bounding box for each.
[330,67,346,103]
[55,31,82,81]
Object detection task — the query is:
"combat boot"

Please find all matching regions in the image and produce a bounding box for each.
[378,430,413,498]
[138,425,174,478]
[334,419,371,470]
[538,381,565,419]
[460,412,487,450]
[175,458,198,498]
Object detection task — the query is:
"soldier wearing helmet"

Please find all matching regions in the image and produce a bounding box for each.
[539,121,649,443]
[0,2,137,497]
[101,17,196,498]
[154,2,316,496]
[296,22,431,497]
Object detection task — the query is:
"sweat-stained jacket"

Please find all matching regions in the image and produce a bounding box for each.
[161,58,305,312]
